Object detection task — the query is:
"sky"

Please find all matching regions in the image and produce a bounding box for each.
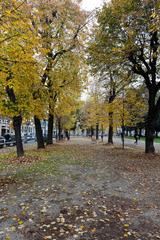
[81,0,104,11]
[81,0,105,101]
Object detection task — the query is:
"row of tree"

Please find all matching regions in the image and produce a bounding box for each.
[0,0,88,156]
[87,0,160,153]
[1,0,159,155]
[79,82,147,142]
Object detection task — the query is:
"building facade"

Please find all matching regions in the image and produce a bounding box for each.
[0,117,36,138]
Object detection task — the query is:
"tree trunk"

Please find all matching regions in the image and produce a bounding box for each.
[101,125,104,142]
[58,118,62,141]
[55,126,58,140]
[47,113,54,145]
[96,123,99,140]
[126,128,129,137]
[145,123,155,153]
[65,130,70,140]
[145,90,156,153]
[135,128,138,135]
[13,115,24,157]
[108,112,113,144]
[91,127,94,139]
[34,116,45,149]
[139,128,142,139]
[107,72,116,144]
[86,129,89,137]
[121,126,125,149]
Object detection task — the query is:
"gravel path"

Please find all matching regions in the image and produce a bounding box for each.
[0,138,160,240]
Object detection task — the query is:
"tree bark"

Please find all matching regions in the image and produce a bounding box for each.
[47,113,54,145]
[5,83,24,157]
[13,115,24,157]
[135,128,138,135]
[58,118,62,140]
[145,90,156,153]
[145,110,155,153]
[91,127,94,139]
[126,128,129,137]
[34,116,45,149]
[107,72,116,144]
[65,130,70,140]
[145,124,155,153]
[139,128,142,139]
[121,126,125,149]
[86,129,90,137]
[108,112,113,144]
[96,123,99,140]
[101,125,104,142]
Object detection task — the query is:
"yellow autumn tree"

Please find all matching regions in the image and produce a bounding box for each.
[0,0,42,156]
[84,86,108,140]
[52,52,86,140]
[113,87,148,131]
[30,0,88,147]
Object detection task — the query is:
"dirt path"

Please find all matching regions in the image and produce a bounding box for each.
[0,138,160,240]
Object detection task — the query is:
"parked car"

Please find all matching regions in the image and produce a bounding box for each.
[23,135,35,143]
[4,134,16,147]
[0,136,5,148]
[27,135,34,141]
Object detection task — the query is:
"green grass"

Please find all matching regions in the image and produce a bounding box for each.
[0,152,17,171]
[125,136,160,143]
[0,146,91,182]
[71,173,81,181]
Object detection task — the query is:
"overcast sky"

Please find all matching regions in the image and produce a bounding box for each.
[81,0,105,101]
[81,0,104,11]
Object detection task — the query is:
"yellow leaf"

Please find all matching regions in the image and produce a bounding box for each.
[124,224,129,228]
[124,233,128,237]
[5,236,11,240]
[18,220,23,225]
[80,225,85,230]
[91,228,96,233]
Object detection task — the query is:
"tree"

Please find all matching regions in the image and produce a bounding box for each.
[83,87,108,139]
[88,18,133,144]
[113,87,147,129]
[0,0,40,157]
[53,56,85,141]
[46,50,87,144]
[31,0,88,148]
[86,58,132,143]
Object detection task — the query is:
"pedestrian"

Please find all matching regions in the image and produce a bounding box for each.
[134,133,138,144]
[61,133,64,140]
[101,132,104,142]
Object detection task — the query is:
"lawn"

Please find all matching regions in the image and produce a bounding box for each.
[0,139,160,240]
[126,135,160,143]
